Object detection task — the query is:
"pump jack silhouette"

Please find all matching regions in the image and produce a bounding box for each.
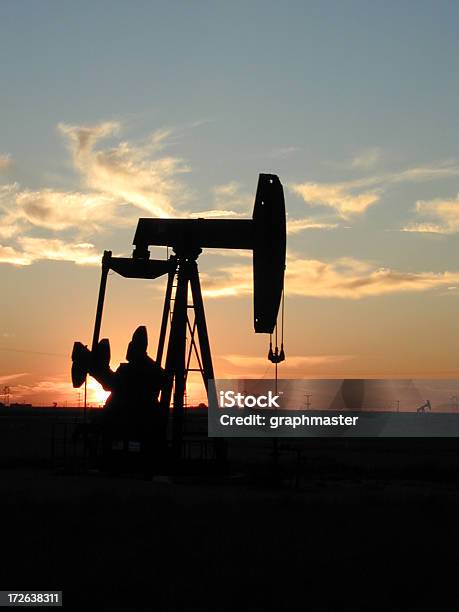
[72,173,286,457]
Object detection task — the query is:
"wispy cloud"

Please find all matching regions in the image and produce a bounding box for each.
[0,238,100,266]
[291,181,381,218]
[15,189,122,232]
[210,182,339,232]
[190,209,246,219]
[20,237,100,265]
[0,121,193,267]
[0,372,28,384]
[201,253,459,299]
[188,118,215,129]
[285,256,459,298]
[287,217,338,234]
[291,161,459,219]
[269,146,300,159]
[382,163,459,185]
[402,193,459,234]
[58,122,190,218]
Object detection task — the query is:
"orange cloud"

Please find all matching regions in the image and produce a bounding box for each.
[0,238,100,266]
[285,256,459,298]
[201,253,459,299]
[0,244,31,265]
[403,194,459,234]
[291,181,380,218]
[15,190,123,232]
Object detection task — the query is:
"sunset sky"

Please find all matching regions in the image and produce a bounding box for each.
[1,1,459,405]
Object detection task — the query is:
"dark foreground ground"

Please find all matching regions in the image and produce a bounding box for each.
[1,408,458,610]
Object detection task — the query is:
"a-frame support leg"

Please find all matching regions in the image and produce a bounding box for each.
[189,261,215,393]
[189,261,227,465]
[156,265,176,365]
[160,259,189,459]
[159,256,226,465]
